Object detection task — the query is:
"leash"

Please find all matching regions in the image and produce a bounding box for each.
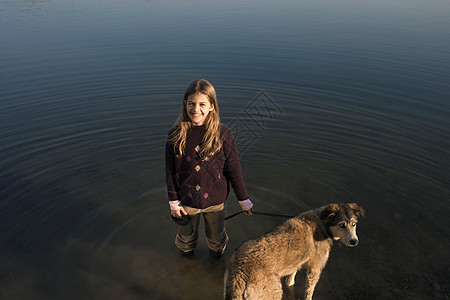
[225,210,295,220]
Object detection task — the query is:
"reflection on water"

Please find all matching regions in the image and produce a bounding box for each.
[1,0,449,299]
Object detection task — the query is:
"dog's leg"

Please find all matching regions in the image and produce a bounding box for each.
[304,253,329,300]
[286,271,297,287]
[223,269,228,299]
[303,266,322,300]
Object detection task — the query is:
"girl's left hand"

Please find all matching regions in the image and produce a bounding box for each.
[244,208,253,216]
[239,199,253,215]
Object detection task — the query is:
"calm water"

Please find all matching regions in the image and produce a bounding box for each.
[1,0,449,299]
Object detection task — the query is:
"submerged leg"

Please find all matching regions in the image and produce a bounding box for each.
[283,272,297,300]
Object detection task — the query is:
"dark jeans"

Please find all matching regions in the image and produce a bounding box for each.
[175,208,229,252]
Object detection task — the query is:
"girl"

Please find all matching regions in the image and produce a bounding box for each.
[165,79,253,258]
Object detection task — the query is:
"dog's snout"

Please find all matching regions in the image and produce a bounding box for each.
[350,239,359,246]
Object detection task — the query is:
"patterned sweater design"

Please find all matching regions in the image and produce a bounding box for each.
[165,124,248,209]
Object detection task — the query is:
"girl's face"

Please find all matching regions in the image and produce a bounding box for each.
[185,93,214,126]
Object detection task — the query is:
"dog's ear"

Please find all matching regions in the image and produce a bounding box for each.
[320,203,339,220]
[348,203,365,217]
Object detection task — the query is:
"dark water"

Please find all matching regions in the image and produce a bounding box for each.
[1,0,449,299]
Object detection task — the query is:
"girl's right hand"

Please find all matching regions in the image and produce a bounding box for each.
[169,200,188,218]
[171,207,188,218]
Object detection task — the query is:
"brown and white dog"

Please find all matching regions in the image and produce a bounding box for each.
[224,203,365,300]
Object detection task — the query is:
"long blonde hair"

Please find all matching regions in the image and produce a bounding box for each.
[168,79,222,160]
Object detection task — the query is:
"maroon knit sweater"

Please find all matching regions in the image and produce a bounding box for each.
[165,124,248,209]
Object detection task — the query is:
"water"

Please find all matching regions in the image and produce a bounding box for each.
[1,0,449,299]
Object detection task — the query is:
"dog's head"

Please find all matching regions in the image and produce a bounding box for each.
[320,203,365,247]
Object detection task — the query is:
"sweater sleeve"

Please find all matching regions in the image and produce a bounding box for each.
[222,127,249,201]
[165,140,180,202]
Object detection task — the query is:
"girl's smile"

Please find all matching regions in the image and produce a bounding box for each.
[185,93,214,126]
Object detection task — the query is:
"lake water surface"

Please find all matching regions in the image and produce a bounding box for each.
[1,0,449,299]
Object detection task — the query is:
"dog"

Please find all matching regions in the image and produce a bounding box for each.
[224,203,365,300]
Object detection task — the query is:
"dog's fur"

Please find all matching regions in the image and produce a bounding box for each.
[224,203,365,300]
